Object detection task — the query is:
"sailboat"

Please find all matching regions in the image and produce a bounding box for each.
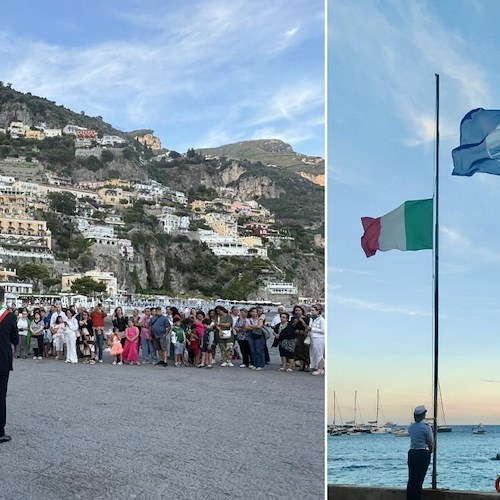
[370,389,389,434]
[348,391,371,434]
[329,391,348,436]
[436,383,452,433]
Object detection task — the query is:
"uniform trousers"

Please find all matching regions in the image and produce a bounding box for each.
[407,448,431,500]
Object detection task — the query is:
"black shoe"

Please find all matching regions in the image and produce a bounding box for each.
[16,355,20,359]
[163,362,168,367]
[0,435,12,443]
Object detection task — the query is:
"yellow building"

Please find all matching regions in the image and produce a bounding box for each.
[0,258,16,281]
[25,129,45,140]
[105,179,132,189]
[191,200,209,212]
[0,194,30,217]
[97,187,137,206]
[61,270,117,296]
[204,213,237,237]
[240,236,268,259]
[0,217,52,250]
[38,184,99,201]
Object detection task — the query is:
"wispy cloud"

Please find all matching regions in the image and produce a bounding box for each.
[0,0,324,154]
[332,0,491,149]
[441,225,500,265]
[334,296,431,317]
[330,267,373,276]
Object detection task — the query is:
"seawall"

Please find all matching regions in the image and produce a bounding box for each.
[328,485,499,499]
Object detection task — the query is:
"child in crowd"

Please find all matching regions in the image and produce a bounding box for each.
[122,319,140,365]
[182,317,195,366]
[110,327,123,365]
[171,316,185,366]
[199,318,214,368]
[51,316,66,360]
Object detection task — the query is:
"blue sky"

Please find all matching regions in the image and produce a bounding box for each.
[329,0,500,424]
[0,0,324,156]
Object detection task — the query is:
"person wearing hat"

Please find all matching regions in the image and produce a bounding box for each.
[407,405,433,500]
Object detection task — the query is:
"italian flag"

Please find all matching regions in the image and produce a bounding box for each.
[361,199,433,258]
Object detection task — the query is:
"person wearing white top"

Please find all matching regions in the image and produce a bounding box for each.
[50,304,68,328]
[16,310,29,359]
[64,310,79,364]
[309,305,325,376]
[271,305,286,328]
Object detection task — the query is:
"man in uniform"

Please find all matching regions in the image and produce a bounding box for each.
[407,405,433,500]
[0,286,19,443]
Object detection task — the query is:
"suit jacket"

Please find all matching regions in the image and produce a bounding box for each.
[0,310,19,375]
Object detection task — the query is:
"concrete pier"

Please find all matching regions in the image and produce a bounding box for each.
[328,485,499,499]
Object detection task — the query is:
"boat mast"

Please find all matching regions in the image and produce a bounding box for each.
[333,391,336,426]
[354,390,357,425]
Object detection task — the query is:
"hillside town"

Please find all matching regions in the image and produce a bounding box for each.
[0,120,324,305]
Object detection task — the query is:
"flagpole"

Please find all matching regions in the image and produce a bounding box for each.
[431,73,440,490]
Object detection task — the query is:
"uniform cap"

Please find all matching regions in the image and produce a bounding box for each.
[414,405,427,415]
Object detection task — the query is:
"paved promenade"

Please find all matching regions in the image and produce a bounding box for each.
[0,351,324,500]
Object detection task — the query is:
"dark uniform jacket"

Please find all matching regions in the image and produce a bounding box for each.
[0,310,19,375]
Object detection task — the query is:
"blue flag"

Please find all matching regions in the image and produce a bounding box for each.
[452,108,500,176]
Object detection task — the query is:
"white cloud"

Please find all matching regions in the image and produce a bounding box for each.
[330,267,373,276]
[332,0,491,149]
[441,225,500,265]
[0,0,324,153]
[334,295,430,317]
[246,81,324,127]
[284,26,300,39]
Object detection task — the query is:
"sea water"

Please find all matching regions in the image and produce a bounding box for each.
[328,425,500,493]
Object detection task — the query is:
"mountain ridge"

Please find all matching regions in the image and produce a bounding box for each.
[197,138,325,185]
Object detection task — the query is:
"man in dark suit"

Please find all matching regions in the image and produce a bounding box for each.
[0,287,19,443]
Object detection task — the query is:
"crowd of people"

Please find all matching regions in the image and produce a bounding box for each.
[10,301,326,374]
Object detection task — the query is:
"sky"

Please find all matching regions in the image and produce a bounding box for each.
[329,0,500,425]
[0,0,324,156]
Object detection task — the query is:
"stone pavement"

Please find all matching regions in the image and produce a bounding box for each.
[0,350,325,500]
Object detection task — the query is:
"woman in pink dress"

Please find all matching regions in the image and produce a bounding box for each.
[122,319,140,365]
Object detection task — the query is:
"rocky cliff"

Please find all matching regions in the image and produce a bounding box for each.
[197,139,325,185]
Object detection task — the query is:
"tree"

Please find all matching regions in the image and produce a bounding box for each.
[48,192,76,215]
[17,263,49,290]
[44,277,60,291]
[85,155,102,171]
[122,147,135,160]
[101,149,114,163]
[186,148,196,158]
[70,277,107,296]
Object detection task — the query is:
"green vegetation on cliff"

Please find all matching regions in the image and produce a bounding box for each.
[197,139,324,175]
[0,84,125,137]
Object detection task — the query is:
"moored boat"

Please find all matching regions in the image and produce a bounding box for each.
[394,428,409,437]
[472,423,486,434]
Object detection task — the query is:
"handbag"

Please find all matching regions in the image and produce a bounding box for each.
[262,326,272,340]
[251,328,263,339]
[219,329,232,340]
[303,335,311,346]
